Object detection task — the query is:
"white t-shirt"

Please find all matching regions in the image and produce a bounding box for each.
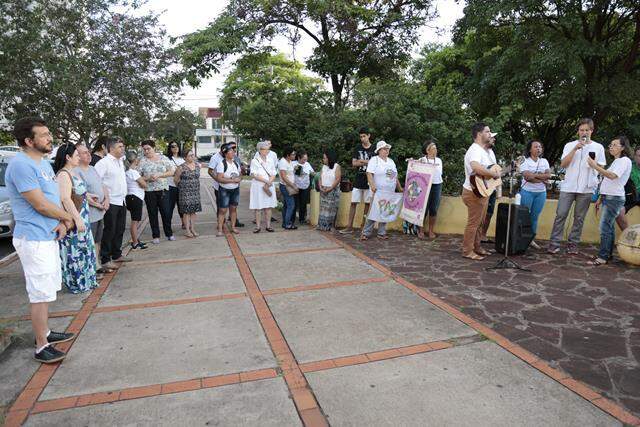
[520,157,550,193]
[600,157,632,197]
[278,158,295,185]
[560,140,606,193]
[167,157,185,187]
[94,154,127,206]
[367,156,397,193]
[207,152,224,190]
[125,169,145,200]
[419,156,443,184]
[463,143,493,191]
[292,161,315,189]
[216,159,241,190]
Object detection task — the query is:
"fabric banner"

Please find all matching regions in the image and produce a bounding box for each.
[368,191,403,223]
[400,160,436,226]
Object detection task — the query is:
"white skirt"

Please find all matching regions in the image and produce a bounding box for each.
[249,179,277,209]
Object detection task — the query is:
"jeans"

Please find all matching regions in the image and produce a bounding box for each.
[461,188,490,255]
[279,184,296,228]
[168,186,183,223]
[362,219,387,237]
[294,187,311,223]
[426,183,442,217]
[100,204,126,264]
[145,190,173,239]
[519,189,547,234]
[598,195,625,260]
[549,192,592,247]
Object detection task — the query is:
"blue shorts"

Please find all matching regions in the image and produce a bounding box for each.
[218,187,240,208]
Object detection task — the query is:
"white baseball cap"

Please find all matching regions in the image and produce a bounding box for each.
[375,140,392,153]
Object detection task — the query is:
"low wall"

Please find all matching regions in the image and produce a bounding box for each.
[309,190,640,244]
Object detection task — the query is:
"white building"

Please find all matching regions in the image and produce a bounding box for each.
[194,107,239,157]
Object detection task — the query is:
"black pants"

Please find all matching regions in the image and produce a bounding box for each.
[168,186,183,224]
[101,203,126,264]
[294,187,310,224]
[145,190,173,239]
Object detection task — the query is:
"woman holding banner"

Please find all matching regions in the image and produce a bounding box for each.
[417,141,443,239]
[360,141,403,240]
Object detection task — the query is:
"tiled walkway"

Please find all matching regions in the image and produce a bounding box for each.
[0,179,637,426]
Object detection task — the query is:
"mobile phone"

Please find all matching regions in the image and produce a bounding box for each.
[588,152,596,160]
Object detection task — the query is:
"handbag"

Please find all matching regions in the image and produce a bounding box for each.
[57,169,84,211]
[285,183,299,195]
[259,162,273,197]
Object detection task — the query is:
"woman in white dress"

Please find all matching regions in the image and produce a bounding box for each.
[250,140,277,233]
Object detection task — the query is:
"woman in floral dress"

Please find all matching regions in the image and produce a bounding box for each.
[53,143,98,293]
[175,150,202,237]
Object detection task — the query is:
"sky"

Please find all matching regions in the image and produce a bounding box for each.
[145,0,465,110]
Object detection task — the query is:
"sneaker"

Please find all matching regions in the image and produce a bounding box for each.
[152,238,160,244]
[530,240,541,250]
[137,242,148,249]
[339,228,353,234]
[567,244,579,255]
[34,345,66,364]
[168,236,176,241]
[46,331,75,344]
[547,245,560,254]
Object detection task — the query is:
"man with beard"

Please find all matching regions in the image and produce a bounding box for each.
[5,117,76,363]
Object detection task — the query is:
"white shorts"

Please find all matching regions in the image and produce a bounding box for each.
[351,188,372,204]
[13,238,62,303]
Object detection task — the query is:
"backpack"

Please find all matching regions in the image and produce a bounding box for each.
[223,157,241,173]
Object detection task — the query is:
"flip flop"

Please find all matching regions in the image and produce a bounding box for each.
[253,228,261,233]
[463,253,485,261]
[377,235,389,240]
[587,257,608,266]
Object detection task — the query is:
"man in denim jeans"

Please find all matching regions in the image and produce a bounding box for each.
[548,118,606,255]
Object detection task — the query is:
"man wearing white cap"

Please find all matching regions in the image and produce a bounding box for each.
[360,141,403,240]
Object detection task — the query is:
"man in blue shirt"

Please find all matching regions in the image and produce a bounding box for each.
[5,117,76,363]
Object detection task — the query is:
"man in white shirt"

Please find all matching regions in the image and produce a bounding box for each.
[461,123,501,260]
[548,118,606,255]
[94,137,127,268]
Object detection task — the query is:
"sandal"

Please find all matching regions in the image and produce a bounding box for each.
[417,231,425,240]
[184,231,194,238]
[253,228,261,233]
[588,257,608,266]
[231,228,240,234]
[265,227,274,232]
[463,253,485,261]
[359,234,369,241]
[476,249,491,256]
[377,234,389,240]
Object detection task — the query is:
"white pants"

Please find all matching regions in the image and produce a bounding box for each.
[13,238,62,303]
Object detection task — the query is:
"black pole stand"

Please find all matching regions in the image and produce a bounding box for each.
[486,155,530,272]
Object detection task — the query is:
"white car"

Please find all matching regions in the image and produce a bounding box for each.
[0,156,14,238]
[0,145,20,158]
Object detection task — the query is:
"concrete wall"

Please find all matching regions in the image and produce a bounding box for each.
[309,190,640,244]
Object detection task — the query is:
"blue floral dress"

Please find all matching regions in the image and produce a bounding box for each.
[59,174,98,293]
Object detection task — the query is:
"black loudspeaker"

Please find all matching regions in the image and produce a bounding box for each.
[495,203,535,255]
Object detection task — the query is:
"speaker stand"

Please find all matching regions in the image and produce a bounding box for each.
[486,156,530,272]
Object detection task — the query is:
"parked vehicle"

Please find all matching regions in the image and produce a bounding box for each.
[0,156,14,238]
[0,145,20,158]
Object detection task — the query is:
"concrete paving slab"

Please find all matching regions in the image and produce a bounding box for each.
[27,378,301,427]
[267,281,475,362]
[41,299,275,399]
[0,262,85,319]
[125,234,231,262]
[248,249,384,291]
[0,317,71,411]
[237,230,336,255]
[99,258,245,307]
[306,341,619,426]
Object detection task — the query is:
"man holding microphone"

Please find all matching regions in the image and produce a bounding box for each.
[547,118,606,255]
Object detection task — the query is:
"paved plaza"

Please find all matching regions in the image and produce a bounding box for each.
[1,180,638,426]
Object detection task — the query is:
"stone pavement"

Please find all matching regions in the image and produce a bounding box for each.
[0,179,637,426]
[335,230,640,420]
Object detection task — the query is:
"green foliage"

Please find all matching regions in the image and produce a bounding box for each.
[178,0,434,109]
[0,0,177,145]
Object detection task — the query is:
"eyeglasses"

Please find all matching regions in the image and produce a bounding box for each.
[170,144,178,148]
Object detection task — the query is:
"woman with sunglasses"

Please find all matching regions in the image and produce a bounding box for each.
[166,142,186,230]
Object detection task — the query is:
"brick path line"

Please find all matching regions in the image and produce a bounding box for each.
[4,219,149,427]
[322,232,640,426]
[92,292,248,313]
[124,254,234,267]
[27,367,279,415]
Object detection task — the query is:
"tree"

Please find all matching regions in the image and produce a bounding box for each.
[220,52,331,154]
[453,0,640,163]
[152,108,205,145]
[0,0,177,145]
[178,0,434,110]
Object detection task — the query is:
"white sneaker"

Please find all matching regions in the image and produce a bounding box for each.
[152,238,160,244]
[167,236,176,241]
[530,240,541,250]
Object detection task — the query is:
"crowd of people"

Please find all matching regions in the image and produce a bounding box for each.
[5,115,640,364]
